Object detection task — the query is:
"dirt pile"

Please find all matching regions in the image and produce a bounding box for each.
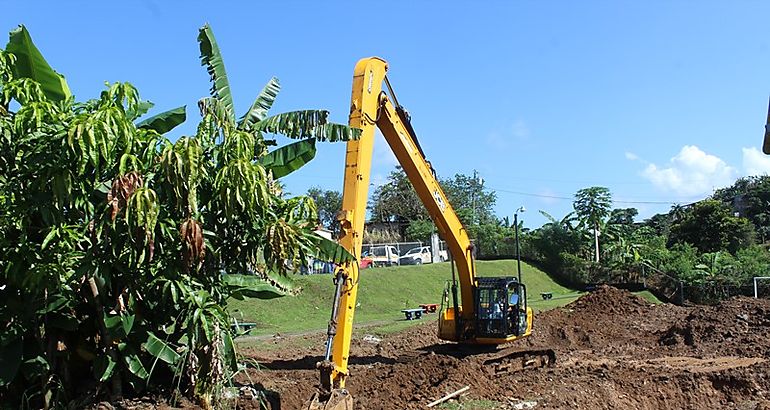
[525,286,686,357]
[246,287,770,409]
[660,296,770,358]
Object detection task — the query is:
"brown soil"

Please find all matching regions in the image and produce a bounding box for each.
[240,286,770,409]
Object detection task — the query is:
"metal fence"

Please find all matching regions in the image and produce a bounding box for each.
[361,241,424,257]
[300,240,450,274]
[580,265,770,305]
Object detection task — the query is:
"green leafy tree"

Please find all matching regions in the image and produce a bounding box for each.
[713,175,770,242]
[405,219,435,243]
[736,245,770,282]
[668,199,755,254]
[0,24,355,409]
[573,186,612,262]
[470,220,517,258]
[608,207,638,225]
[442,170,497,227]
[368,166,427,224]
[643,212,674,237]
[307,186,342,232]
[526,211,583,277]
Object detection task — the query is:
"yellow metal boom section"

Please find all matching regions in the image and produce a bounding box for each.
[325,57,476,390]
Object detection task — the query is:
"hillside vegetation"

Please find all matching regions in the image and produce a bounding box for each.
[229,259,581,335]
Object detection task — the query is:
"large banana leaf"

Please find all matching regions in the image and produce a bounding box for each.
[127,100,155,121]
[539,210,558,225]
[258,138,316,179]
[93,354,116,382]
[254,110,361,142]
[5,25,71,102]
[312,122,363,142]
[221,330,237,372]
[197,24,234,123]
[239,77,280,131]
[223,273,296,299]
[143,332,180,365]
[309,234,356,264]
[136,105,186,134]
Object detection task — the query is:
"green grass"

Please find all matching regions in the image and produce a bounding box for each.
[635,290,663,304]
[229,259,580,336]
[439,399,503,409]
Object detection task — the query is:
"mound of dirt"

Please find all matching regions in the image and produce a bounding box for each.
[245,287,770,409]
[569,285,652,314]
[660,296,770,358]
[525,286,686,357]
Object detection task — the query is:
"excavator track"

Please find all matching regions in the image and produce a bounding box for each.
[410,343,556,375]
[481,347,557,376]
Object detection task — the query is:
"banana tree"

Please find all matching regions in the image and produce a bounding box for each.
[195,24,357,268]
[0,24,357,410]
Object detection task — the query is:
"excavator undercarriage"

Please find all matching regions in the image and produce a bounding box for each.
[482,346,557,376]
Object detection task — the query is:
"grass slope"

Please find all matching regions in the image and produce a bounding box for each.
[229,260,580,335]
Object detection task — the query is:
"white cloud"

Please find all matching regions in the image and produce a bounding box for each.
[742,147,770,176]
[625,151,639,161]
[640,145,737,197]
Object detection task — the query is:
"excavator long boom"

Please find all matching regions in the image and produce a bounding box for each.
[316,57,477,393]
[309,57,553,410]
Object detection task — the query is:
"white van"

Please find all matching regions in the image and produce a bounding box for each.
[368,245,400,267]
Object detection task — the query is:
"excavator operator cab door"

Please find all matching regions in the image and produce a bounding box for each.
[474,277,527,339]
[507,281,528,336]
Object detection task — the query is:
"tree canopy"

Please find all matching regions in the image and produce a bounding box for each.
[442,170,497,227]
[368,166,428,224]
[668,199,755,254]
[307,186,342,231]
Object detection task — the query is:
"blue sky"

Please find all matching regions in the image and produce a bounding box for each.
[5,1,770,228]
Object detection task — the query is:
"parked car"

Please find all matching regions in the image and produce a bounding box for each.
[359,253,374,269]
[368,245,400,267]
[399,246,432,265]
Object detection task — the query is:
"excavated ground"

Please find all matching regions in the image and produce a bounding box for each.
[240,286,770,409]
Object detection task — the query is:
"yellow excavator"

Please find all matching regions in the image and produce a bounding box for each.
[307,57,555,409]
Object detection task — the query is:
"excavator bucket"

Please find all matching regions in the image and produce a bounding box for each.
[304,389,354,410]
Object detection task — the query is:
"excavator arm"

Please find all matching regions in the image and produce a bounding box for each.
[316,57,477,393]
[308,58,548,410]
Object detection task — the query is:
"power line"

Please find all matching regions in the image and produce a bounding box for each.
[487,186,694,205]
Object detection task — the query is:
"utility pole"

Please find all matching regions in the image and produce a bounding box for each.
[514,206,526,284]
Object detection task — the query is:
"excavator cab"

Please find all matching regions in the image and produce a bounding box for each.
[475,277,528,339]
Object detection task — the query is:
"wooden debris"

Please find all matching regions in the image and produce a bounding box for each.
[427,386,470,408]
